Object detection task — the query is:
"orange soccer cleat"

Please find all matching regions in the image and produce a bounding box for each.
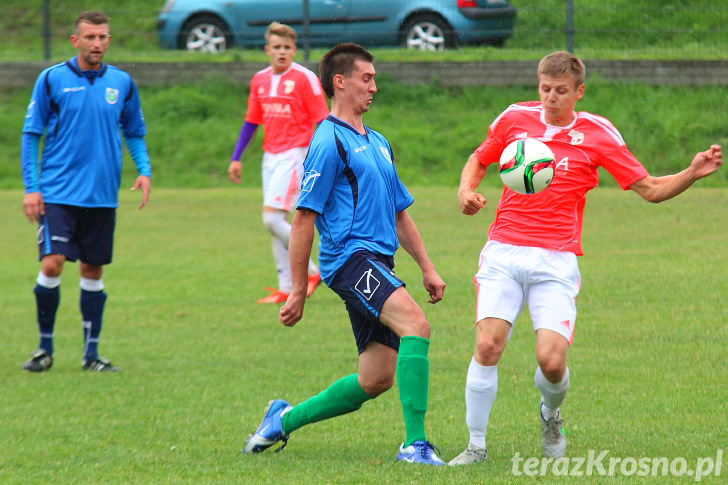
[257,287,289,304]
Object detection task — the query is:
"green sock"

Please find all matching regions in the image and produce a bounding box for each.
[281,373,371,435]
[397,336,430,447]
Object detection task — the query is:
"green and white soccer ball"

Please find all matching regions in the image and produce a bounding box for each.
[498,138,556,194]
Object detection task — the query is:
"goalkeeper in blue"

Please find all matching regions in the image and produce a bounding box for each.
[20,11,151,373]
[242,43,446,465]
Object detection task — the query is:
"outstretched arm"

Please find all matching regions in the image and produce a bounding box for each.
[457,153,489,215]
[279,209,317,326]
[396,210,445,304]
[630,144,722,203]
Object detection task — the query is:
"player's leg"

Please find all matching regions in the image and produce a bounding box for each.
[377,288,444,465]
[451,241,524,465]
[243,300,389,455]
[259,148,319,301]
[527,247,579,458]
[24,204,74,372]
[77,207,119,372]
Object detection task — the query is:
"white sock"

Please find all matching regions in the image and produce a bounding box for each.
[262,211,291,248]
[535,366,570,419]
[272,238,292,293]
[37,271,61,289]
[465,357,498,449]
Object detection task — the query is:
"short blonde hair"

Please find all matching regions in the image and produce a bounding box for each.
[537,51,585,87]
[265,22,296,43]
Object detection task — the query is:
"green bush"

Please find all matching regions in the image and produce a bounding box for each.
[2,75,725,190]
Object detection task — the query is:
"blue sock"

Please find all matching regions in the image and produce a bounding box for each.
[34,284,60,355]
[80,289,107,361]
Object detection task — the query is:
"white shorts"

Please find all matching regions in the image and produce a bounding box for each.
[261,146,308,211]
[474,241,581,344]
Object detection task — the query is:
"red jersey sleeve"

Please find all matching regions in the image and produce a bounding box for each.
[302,76,329,123]
[597,145,649,190]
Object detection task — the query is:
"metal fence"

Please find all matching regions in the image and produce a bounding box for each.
[15,1,728,61]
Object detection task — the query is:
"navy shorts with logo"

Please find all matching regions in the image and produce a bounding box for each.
[37,204,116,265]
[329,250,405,354]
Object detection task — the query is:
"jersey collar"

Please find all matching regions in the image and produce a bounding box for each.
[66,56,108,83]
[327,114,369,138]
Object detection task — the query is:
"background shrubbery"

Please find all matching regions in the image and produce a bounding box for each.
[1,76,726,189]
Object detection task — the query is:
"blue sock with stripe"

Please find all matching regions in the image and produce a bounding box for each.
[34,284,60,355]
[80,288,107,361]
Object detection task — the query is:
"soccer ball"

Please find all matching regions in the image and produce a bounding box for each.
[498,138,555,194]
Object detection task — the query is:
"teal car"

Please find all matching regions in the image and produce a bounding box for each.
[156,0,516,52]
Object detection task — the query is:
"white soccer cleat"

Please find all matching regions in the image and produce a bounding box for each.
[448,443,487,466]
[540,400,566,458]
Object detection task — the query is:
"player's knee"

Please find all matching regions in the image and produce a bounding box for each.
[40,256,64,277]
[360,373,394,397]
[474,333,506,364]
[537,359,566,382]
[405,314,430,339]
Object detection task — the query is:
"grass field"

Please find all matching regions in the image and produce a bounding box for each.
[1,185,726,483]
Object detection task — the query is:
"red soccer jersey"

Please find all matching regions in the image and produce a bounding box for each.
[245,62,329,154]
[474,101,649,255]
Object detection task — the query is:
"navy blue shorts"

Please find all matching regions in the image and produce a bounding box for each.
[37,204,116,265]
[329,250,405,354]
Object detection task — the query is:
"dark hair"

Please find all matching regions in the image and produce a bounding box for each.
[319,43,374,98]
[74,11,110,33]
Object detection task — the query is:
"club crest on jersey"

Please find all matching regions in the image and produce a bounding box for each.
[283,80,295,94]
[379,146,392,163]
[301,170,321,193]
[105,87,119,105]
[568,129,584,145]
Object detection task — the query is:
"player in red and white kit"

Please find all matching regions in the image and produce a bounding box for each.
[449,51,722,465]
[227,22,329,303]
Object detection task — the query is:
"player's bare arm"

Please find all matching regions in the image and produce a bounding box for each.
[629,144,722,203]
[279,209,317,326]
[458,153,488,215]
[22,192,45,223]
[395,210,445,304]
[130,175,151,209]
[227,161,242,184]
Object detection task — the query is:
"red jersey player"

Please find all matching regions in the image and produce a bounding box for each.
[449,51,722,465]
[227,22,329,303]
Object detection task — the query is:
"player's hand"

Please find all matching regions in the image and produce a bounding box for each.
[279,291,306,327]
[22,192,45,223]
[130,175,151,209]
[228,161,242,184]
[690,144,722,180]
[422,267,446,304]
[458,188,487,215]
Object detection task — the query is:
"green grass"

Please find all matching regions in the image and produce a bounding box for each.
[2,0,728,61]
[1,186,726,483]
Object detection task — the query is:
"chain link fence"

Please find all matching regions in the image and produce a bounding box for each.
[4,1,728,60]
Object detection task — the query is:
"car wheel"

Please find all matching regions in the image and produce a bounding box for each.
[179,15,230,53]
[401,14,454,51]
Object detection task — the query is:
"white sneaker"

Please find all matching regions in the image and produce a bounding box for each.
[540,400,566,458]
[448,443,487,465]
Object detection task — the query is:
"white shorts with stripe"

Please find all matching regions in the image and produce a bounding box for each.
[474,240,581,344]
[262,146,308,211]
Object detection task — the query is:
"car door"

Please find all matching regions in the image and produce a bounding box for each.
[344,0,401,45]
[238,0,351,47]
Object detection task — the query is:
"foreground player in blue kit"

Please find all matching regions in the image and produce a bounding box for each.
[242,43,446,465]
[20,11,151,372]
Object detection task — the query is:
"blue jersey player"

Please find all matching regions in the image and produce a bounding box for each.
[242,43,447,465]
[20,11,151,372]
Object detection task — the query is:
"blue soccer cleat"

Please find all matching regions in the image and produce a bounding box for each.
[242,399,292,454]
[396,440,445,466]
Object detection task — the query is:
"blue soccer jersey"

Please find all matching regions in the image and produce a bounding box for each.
[297,115,414,284]
[22,57,149,208]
